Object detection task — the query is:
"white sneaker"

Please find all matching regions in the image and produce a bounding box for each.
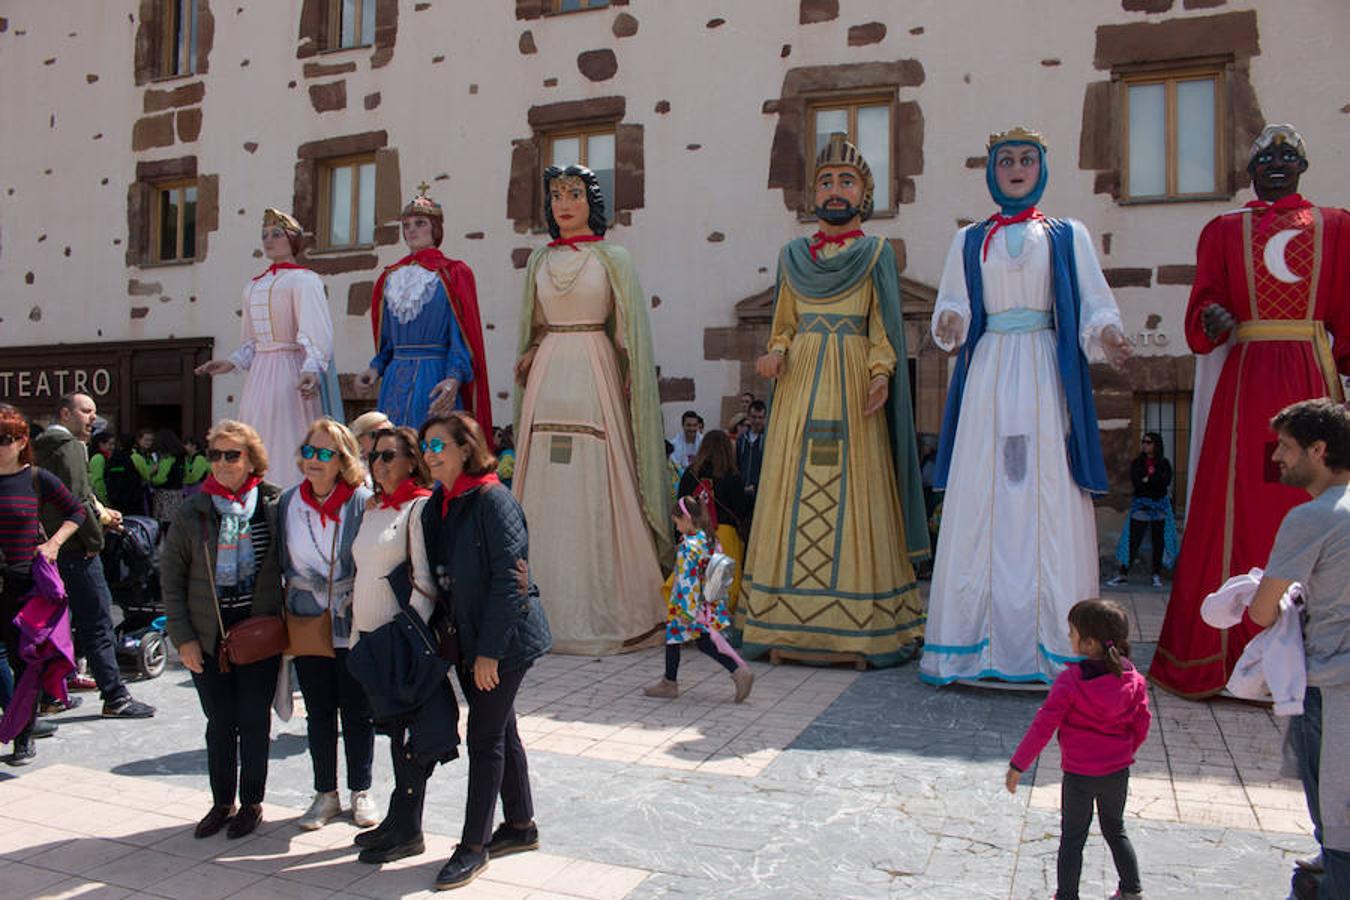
[1105,574,1128,587]
[298,790,341,830]
[1151,574,1164,589]
[351,789,380,828]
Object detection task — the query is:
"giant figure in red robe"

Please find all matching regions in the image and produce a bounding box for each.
[1151,125,1350,697]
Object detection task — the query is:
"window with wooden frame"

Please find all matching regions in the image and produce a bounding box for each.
[553,0,609,12]
[1135,391,1192,511]
[317,156,376,250]
[328,0,377,50]
[1122,67,1225,202]
[152,181,198,263]
[547,128,616,225]
[157,0,199,78]
[807,95,895,214]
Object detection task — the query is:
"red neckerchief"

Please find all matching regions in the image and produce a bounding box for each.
[440,472,501,517]
[982,208,1044,261]
[251,260,306,281]
[1245,194,1312,235]
[299,480,355,526]
[202,474,263,505]
[808,229,864,261]
[379,477,433,510]
[547,234,604,251]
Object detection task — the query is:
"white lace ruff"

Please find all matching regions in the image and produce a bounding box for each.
[384,265,439,325]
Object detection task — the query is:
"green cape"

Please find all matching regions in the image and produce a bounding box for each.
[516,242,674,566]
[779,235,931,562]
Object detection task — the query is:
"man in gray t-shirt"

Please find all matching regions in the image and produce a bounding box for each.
[1251,399,1350,900]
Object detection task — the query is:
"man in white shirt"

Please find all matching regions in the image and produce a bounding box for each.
[669,410,703,469]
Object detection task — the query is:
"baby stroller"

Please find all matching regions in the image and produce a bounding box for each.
[101,515,168,679]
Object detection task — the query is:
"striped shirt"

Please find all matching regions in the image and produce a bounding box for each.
[0,466,85,576]
[217,507,272,628]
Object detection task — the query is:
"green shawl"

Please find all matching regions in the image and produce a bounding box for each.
[516,242,674,566]
[779,235,931,562]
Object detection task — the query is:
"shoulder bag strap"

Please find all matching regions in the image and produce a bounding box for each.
[403,510,437,604]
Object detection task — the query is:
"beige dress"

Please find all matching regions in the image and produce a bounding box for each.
[513,248,665,655]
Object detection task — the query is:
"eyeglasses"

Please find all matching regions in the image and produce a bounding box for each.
[207,449,244,463]
[0,434,21,446]
[368,449,406,465]
[421,438,447,455]
[300,444,337,462]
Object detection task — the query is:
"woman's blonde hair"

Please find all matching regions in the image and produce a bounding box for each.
[206,419,268,477]
[348,410,393,441]
[299,417,364,487]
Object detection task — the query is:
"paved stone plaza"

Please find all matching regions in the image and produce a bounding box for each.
[0,586,1315,899]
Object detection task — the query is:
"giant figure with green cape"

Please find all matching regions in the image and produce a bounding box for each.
[512,165,671,655]
[741,134,929,668]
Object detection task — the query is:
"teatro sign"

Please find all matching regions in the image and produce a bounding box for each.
[0,366,114,399]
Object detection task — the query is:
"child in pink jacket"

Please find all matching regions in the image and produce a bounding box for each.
[1006,599,1152,900]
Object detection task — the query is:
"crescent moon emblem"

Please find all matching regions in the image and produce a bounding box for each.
[1263,229,1304,284]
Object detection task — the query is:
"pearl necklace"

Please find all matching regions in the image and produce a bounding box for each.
[544,247,592,295]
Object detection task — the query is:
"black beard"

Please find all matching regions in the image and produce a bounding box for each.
[815,203,861,225]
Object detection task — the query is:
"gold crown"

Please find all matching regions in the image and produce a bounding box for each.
[262,208,302,233]
[987,126,1047,152]
[401,181,444,219]
[814,132,875,220]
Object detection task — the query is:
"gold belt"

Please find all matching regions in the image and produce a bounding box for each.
[1236,320,1344,401]
[547,324,605,333]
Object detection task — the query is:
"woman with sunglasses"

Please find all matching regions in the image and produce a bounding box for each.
[162,419,285,840]
[0,405,85,765]
[275,419,378,831]
[1107,432,1178,590]
[418,412,551,891]
[347,425,441,864]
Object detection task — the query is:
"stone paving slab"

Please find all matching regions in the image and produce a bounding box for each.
[0,764,652,899]
[0,583,1317,898]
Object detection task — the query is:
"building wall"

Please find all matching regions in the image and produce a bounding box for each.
[2,1,1347,495]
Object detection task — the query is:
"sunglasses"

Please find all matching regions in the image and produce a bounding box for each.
[300,444,337,462]
[207,449,244,463]
[368,449,407,464]
[420,438,447,455]
[1141,438,1155,444]
[0,434,22,446]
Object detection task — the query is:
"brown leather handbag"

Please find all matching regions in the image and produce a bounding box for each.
[202,520,286,673]
[285,516,338,659]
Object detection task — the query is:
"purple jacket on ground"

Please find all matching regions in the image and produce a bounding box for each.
[1010,658,1152,777]
[0,556,75,743]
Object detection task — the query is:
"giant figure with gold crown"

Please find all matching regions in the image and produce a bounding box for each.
[196,208,343,488]
[356,184,492,433]
[739,134,929,668]
[921,127,1130,686]
[512,164,670,655]
[1151,125,1350,698]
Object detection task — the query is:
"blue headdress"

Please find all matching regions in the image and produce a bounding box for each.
[985,126,1048,215]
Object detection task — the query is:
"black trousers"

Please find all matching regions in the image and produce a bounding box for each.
[0,577,38,744]
[385,724,435,839]
[190,652,281,807]
[665,635,739,681]
[1120,518,1165,576]
[458,664,534,847]
[1057,768,1141,900]
[294,649,375,793]
[58,553,128,703]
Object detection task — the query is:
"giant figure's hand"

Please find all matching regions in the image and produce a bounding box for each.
[355,368,379,390]
[427,378,459,418]
[515,347,537,386]
[934,311,964,350]
[1201,304,1237,343]
[298,372,320,399]
[1101,325,1132,369]
[863,376,889,416]
[195,359,235,377]
[755,351,786,380]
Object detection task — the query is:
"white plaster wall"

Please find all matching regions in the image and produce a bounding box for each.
[1,0,1347,436]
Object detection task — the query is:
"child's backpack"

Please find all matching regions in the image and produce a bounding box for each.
[702,550,736,607]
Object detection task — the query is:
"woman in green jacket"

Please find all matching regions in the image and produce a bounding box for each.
[161,419,284,842]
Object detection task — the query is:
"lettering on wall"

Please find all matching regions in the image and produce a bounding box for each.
[0,367,114,399]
